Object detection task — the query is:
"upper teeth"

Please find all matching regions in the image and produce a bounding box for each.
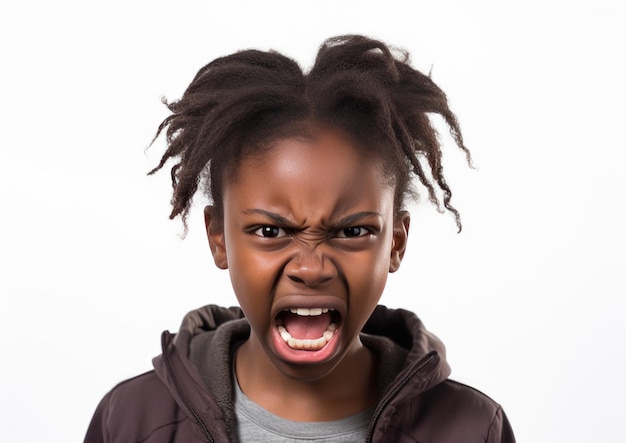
[288,307,331,316]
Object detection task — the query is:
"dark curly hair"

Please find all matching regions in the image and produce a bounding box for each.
[149,35,471,233]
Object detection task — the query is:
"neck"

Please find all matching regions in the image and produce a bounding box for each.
[235,334,378,422]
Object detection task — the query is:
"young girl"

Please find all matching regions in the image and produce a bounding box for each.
[85,35,515,442]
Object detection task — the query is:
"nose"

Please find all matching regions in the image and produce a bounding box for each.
[285,246,337,287]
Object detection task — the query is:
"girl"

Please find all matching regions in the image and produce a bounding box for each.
[86,35,515,442]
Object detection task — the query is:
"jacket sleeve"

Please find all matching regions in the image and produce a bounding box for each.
[486,406,516,443]
[84,392,111,443]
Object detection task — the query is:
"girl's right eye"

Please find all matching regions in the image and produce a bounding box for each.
[253,226,287,238]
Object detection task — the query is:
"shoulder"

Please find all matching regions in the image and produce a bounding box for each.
[425,379,503,417]
[382,379,515,443]
[421,380,515,442]
[108,370,171,403]
[85,371,194,443]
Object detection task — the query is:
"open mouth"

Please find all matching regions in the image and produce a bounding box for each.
[275,308,341,351]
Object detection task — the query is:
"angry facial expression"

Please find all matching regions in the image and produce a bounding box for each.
[205,128,409,381]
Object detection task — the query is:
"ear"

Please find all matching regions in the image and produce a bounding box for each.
[389,210,410,273]
[204,206,228,269]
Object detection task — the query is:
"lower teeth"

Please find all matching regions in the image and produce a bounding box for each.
[277,324,337,350]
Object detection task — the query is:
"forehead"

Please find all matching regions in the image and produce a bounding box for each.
[224,129,394,218]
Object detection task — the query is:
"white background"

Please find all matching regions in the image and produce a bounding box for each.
[1,1,624,441]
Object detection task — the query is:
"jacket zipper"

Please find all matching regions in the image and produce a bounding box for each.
[365,352,438,443]
[162,334,216,443]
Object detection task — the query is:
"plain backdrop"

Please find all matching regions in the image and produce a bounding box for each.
[1,1,624,442]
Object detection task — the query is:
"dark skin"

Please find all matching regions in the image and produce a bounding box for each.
[204,128,410,421]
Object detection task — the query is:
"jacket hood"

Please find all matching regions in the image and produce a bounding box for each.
[151,306,245,442]
[152,304,450,441]
[175,305,246,348]
[363,305,451,409]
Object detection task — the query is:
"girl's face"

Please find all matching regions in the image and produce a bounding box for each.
[205,128,409,381]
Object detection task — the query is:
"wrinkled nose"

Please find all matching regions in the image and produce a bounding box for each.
[285,247,337,287]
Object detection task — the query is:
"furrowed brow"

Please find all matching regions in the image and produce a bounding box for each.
[243,209,382,228]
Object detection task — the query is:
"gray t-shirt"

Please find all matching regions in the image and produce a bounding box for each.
[233,377,373,442]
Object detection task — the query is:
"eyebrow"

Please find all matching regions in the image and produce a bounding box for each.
[243,209,292,225]
[337,211,382,227]
[242,209,382,226]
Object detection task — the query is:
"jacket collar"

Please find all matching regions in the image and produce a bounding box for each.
[363,305,451,404]
[152,306,245,442]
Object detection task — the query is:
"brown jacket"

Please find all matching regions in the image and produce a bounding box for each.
[85,305,515,442]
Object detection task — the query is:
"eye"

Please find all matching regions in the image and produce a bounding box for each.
[336,226,370,238]
[253,226,287,238]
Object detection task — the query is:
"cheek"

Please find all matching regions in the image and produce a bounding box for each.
[360,262,389,298]
[226,242,283,305]
[344,248,391,301]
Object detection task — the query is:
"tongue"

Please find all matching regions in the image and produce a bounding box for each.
[282,312,332,339]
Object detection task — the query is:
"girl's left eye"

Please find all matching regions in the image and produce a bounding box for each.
[336,227,370,238]
[253,226,287,238]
